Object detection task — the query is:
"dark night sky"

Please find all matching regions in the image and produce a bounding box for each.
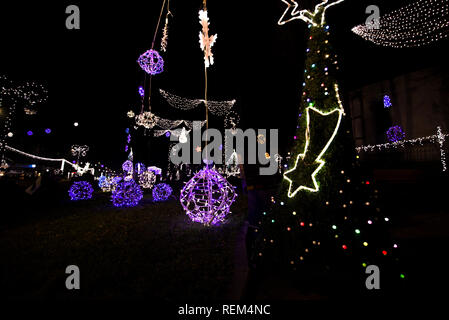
[1,0,448,169]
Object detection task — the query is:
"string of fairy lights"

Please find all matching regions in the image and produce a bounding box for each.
[159,89,236,117]
[1,75,48,163]
[355,126,448,172]
[352,0,449,48]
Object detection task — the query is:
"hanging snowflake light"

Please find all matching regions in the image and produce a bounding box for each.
[137,49,164,75]
[199,10,217,68]
[180,166,237,226]
[68,181,94,201]
[139,170,156,189]
[135,111,157,129]
[152,183,173,201]
[386,125,406,143]
[122,160,133,173]
[111,179,143,207]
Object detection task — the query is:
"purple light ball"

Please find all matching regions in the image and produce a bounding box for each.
[69,181,94,201]
[386,125,405,143]
[180,167,237,226]
[137,49,164,75]
[111,179,143,207]
[152,183,172,202]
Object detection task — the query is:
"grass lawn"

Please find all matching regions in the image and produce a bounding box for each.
[0,190,247,301]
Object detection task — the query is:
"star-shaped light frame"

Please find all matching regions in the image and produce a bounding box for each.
[284,84,345,197]
[278,0,345,26]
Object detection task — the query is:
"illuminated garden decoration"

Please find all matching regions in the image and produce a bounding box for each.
[278,0,345,197]
[251,1,406,293]
[180,166,237,226]
[111,179,143,207]
[137,49,164,75]
[69,181,94,201]
[139,169,156,189]
[98,175,111,192]
[386,125,405,143]
[122,160,133,173]
[152,183,173,202]
[383,95,392,108]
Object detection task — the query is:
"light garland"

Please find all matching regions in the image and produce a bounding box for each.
[356,126,449,172]
[159,89,236,116]
[351,0,449,48]
[199,9,217,68]
[180,166,237,226]
[1,143,77,171]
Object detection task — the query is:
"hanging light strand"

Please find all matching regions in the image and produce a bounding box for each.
[352,0,449,48]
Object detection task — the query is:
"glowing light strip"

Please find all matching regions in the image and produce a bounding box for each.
[278,0,345,26]
[355,127,449,172]
[1,144,79,172]
[284,105,344,197]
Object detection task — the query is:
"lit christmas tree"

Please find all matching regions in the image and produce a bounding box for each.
[252,1,405,296]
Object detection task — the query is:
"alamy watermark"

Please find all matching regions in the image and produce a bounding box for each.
[169,122,279,176]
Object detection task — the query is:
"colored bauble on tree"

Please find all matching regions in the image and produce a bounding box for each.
[180,166,237,226]
[69,181,94,201]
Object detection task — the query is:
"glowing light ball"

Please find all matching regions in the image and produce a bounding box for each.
[139,170,156,189]
[27,131,33,136]
[45,128,51,134]
[69,181,94,200]
[152,183,172,201]
[122,160,133,173]
[386,125,405,143]
[138,86,144,97]
[7,132,13,138]
[137,49,164,75]
[180,167,237,226]
[111,179,143,207]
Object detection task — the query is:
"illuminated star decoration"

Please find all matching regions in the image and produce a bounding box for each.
[195,145,202,153]
[284,93,344,197]
[199,10,217,68]
[278,0,345,26]
[278,1,346,197]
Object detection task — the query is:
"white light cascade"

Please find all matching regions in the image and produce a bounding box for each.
[352,0,449,48]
